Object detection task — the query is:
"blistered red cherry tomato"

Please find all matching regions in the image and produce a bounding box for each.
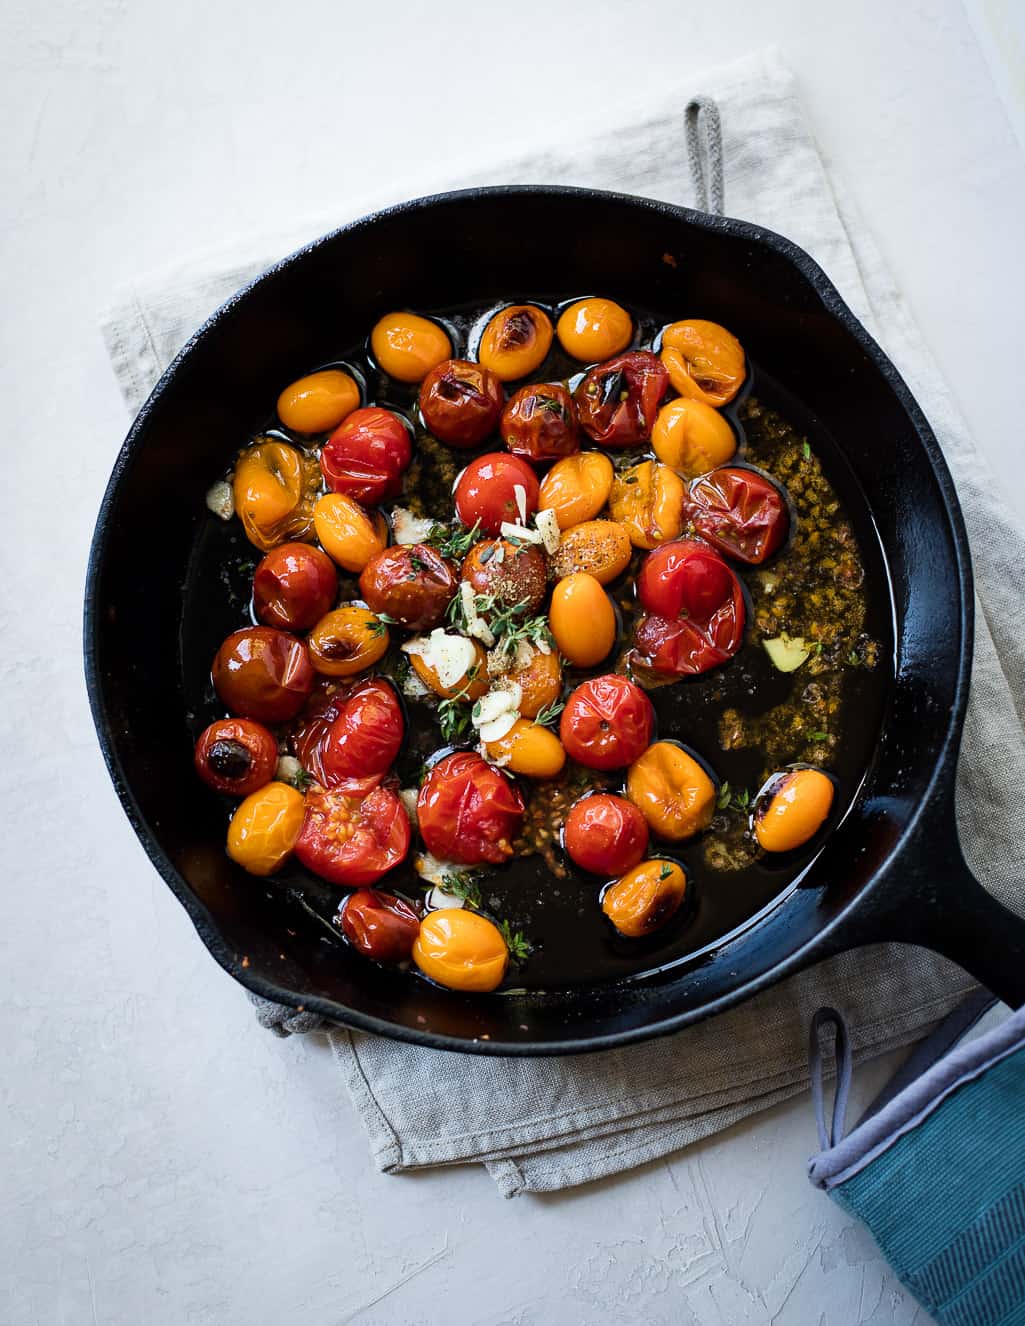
[320,407,412,506]
[574,351,668,448]
[296,785,410,887]
[320,679,404,795]
[253,542,338,630]
[634,539,745,676]
[417,752,525,865]
[461,538,547,611]
[339,888,421,962]
[212,627,314,723]
[194,718,278,796]
[559,675,655,771]
[419,359,504,447]
[359,544,459,630]
[683,466,789,564]
[453,453,540,534]
[500,383,580,464]
[564,793,648,876]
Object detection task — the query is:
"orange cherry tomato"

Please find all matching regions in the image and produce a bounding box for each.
[413,909,509,992]
[307,606,389,678]
[551,519,632,585]
[659,319,745,408]
[538,451,615,531]
[277,368,360,434]
[557,297,633,361]
[509,647,562,719]
[548,573,616,667]
[233,439,319,551]
[371,312,452,383]
[626,742,716,841]
[313,493,386,572]
[478,305,553,381]
[407,635,489,700]
[754,768,834,852]
[651,397,737,477]
[602,859,688,937]
[227,782,305,876]
[609,461,686,549]
[484,718,566,779]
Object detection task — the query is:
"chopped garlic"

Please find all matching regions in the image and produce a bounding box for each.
[513,639,536,670]
[459,581,495,646]
[415,852,459,888]
[513,483,528,525]
[425,886,466,911]
[205,480,234,521]
[402,629,478,690]
[763,633,811,673]
[472,681,522,743]
[535,508,561,555]
[392,507,436,545]
[275,755,304,786]
[401,668,431,699]
[500,520,543,545]
[398,788,419,826]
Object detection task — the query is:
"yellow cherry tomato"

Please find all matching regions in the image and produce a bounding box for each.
[551,519,632,585]
[485,719,566,779]
[307,606,389,677]
[313,493,386,572]
[413,909,508,992]
[602,859,688,937]
[755,768,834,852]
[659,319,745,408]
[549,573,616,668]
[227,782,305,876]
[478,305,553,381]
[627,742,716,841]
[539,451,615,530]
[371,312,452,383]
[233,439,319,551]
[509,648,562,719]
[556,297,633,361]
[609,461,685,549]
[277,369,360,435]
[409,638,489,700]
[651,397,737,478]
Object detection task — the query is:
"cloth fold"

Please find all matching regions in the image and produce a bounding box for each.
[102,48,1025,1197]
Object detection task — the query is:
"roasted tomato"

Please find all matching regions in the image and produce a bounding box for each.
[194,718,279,796]
[478,305,553,381]
[453,453,540,534]
[417,751,525,865]
[307,606,389,677]
[277,368,360,435]
[659,319,745,407]
[564,793,647,876]
[316,678,404,795]
[574,351,668,448]
[359,544,459,629]
[548,573,616,668]
[212,626,314,723]
[634,540,745,676]
[413,909,509,992]
[296,785,411,887]
[320,407,412,506]
[683,467,789,564]
[405,631,489,700]
[227,782,306,875]
[484,719,566,779]
[551,520,632,585]
[556,297,633,362]
[538,450,615,530]
[313,493,387,572]
[626,742,716,841]
[652,397,736,477]
[253,542,338,631]
[559,675,654,771]
[233,438,319,550]
[602,859,688,937]
[608,461,685,549]
[371,311,452,383]
[460,537,547,611]
[754,768,834,852]
[339,888,421,962]
[509,646,562,718]
[419,359,504,447]
[500,383,580,464]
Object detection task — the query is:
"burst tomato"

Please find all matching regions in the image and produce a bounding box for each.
[559,675,654,771]
[339,888,421,962]
[453,453,540,534]
[683,466,789,564]
[253,542,338,630]
[564,793,648,876]
[194,718,279,796]
[574,351,668,448]
[212,626,314,723]
[359,544,459,630]
[320,407,412,506]
[417,751,525,865]
[634,539,745,676]
[460,537,547,611]
[292,678,403,796]
[296,785,411,887]
[500,383,580,464]
[419,359,504,447]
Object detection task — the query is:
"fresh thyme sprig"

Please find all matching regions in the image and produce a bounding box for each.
[498,920,532,964]
[427,519,482,560]
[435,664,482,743]
[439,870,484,909]
[716,781,752,812]
[534,699,565,729]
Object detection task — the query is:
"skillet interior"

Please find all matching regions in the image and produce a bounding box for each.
[85,188,968,1053]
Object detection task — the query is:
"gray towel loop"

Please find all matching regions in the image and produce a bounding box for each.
[249,991,325,1037]
[684,96,725,216]
[809,1006,853,1150]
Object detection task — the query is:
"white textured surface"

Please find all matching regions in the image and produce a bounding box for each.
[3,1,1024,1322]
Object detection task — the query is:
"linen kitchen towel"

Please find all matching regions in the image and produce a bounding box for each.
[102,48,1025,1197]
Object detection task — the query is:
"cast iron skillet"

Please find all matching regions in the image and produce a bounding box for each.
[84,186,1025,1054]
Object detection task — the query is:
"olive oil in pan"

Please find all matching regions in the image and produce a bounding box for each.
[179,297,893,993]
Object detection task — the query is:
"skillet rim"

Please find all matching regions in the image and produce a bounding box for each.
[83,184,973,1055]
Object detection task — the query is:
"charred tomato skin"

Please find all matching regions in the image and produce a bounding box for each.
[501,383,580,464]
[194,718,279,796]
[419,359,504,447]
[574,350,668,448]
